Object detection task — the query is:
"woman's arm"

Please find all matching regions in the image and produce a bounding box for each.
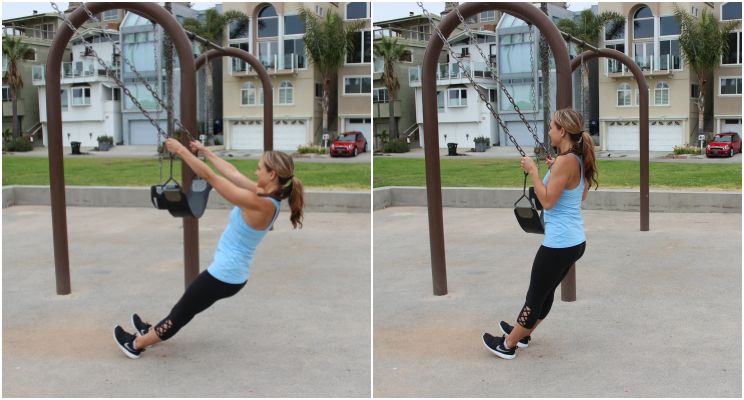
[521,156,572,210]
[189,141,258,193]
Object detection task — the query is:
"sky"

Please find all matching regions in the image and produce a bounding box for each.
[1,2,218,20]
[372,2,595,23]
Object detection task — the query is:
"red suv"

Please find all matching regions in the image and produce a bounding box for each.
[330,131,367,157]
[706,132,742,158]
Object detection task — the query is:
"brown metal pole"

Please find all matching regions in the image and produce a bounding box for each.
[195,47,273,150]
[46,2,200,292]
[571,49,650,231]
[421,3,572,296]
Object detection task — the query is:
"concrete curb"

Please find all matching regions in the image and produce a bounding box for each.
[2,186,370,213]
[373,186,741,213]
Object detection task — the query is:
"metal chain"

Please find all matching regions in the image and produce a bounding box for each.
[451,6,553,158]
[417,3,529,157]
[527,24,539,146]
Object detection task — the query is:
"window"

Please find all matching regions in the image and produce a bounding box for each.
[241,82,256,105]
[283,38,306,69]
[400,50,412,63]
[633,7,654,39]
[374,58,384,73]
[102,9,118,21]
[123,80,158,110]
[659,39,681,70]
[258,40,279,68]
[229,43,250,72]
[344,76,371,95]
[499,80,541,111]
[720,77,742,95]
[284,15,305,35]
[605,20,625,40]
[372,88,388,103]
[480,10,496,22]
[36,23,55,40]
[60,89,69,111]
[315,5,324,17]
[257,5,278,38]
[617,83,631,106]
[278,81,293,104]
[489,89,498,103]
[634,42,653,70]
[437,91,444,112]
[606,43,626,73]
[347,30,372,63]
[499,33,531,73]
[722,32,742,65]
[655,82,669,105]
[691,6,699,17]
[659,16,681,38]
[447,88,467,107]
[346,2,368,20]
[228,19,250,39]
[691,83,699,98]
[23,48,36,61]
[2,86,10,102]
[71,87,91,106]
[722,2,741,21]
[315,82,323,98]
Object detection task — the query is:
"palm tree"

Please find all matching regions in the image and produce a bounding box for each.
[182,8,248,139]
[299,8,365,142]
[557,9,625,130]
[2,36,32,138]
[374,36,406,139]
[673,5,739,137]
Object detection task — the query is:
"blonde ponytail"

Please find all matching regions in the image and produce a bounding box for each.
[263,150,305,229]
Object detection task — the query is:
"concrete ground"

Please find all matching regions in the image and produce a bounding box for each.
[3,206,371,397]
[373,207,741,397]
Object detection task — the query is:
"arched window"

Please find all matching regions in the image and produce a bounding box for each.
[654,82,669,105]
[633,6,654,38]
[241,82,256,106]
[278,80,293,104]
[257,5,278,37]
[617,83,631,106]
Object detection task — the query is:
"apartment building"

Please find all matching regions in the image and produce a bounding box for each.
[34,29,122,148]
[2,12,69,141]
[221,2,370,151]
[597,2,715,151]
[713,2,742,135]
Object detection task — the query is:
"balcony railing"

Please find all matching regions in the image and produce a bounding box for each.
[32,61,120,84]
[374,27,432,42]
[2,26,56,42]
[231,53,305,75]
[409,61,494,84]
[607,54,682,76]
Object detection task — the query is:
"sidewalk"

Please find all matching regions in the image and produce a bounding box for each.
[3,206,371,397]
[373,206,741,397]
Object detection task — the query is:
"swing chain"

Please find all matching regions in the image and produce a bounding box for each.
[451,6,554,158]
[418,3,527,157]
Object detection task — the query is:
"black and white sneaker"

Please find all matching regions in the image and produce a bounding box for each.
[131,313,152,336]
[113,325,142,359]
[499,321,531,348]
[482,333,516,360]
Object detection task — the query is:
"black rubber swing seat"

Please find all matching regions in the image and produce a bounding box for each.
[513,175,544,234]
[150,177,212,218]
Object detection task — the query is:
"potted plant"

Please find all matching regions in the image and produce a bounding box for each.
[96,135,114,151]
[473,136,490,152]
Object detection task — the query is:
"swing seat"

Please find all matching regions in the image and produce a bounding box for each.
[149,178,212,218]
[514,206,544,234]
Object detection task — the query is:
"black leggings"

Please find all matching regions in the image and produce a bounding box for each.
[154,270,245,341]
[517,242,586,329]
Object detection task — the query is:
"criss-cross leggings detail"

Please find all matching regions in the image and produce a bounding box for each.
[154,270,245,341]
[517,242,586,329]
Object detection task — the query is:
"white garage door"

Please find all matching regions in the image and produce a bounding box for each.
[649,124,683,152]
[437,122,479,148]
[722,119,742,135]
[346,118,371,146]
[502,121,538,148]
[129,120,159,145]
[231,120,308,151]
[607,124,638,150]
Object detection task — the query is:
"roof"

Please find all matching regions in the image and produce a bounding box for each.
[375,14,439,27]
[2,12,62,25]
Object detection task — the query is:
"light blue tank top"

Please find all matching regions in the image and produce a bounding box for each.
[207,196,281,284]
[542,153,586,248]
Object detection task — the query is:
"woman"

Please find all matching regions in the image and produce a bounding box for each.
[483,108,598,360]
[113,138,304,359]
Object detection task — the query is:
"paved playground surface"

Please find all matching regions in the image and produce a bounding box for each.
[374,206,741,397]
[3,206,370,397]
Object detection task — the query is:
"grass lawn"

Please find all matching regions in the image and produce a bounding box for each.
[2,157,370,190]
[373,157,742,190]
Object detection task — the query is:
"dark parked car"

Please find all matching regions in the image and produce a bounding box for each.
[330,131,367,157]
[706,132,742,158]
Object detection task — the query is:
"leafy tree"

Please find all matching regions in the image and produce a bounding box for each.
[374,36,407,139]
[557,9,625,130]
[2,36,32,138]
[674,5,739,136]
[299,8,365,141]
[182,9,248,139]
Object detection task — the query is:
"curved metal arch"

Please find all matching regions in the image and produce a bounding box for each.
[46,2,200,294]
[195,47,274,151]
[421,3,574,296]
[572,48,650,232]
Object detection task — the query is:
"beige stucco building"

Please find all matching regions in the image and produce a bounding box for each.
[598,2,717,151]
[713,2,742,135]
[221,2,370,151]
